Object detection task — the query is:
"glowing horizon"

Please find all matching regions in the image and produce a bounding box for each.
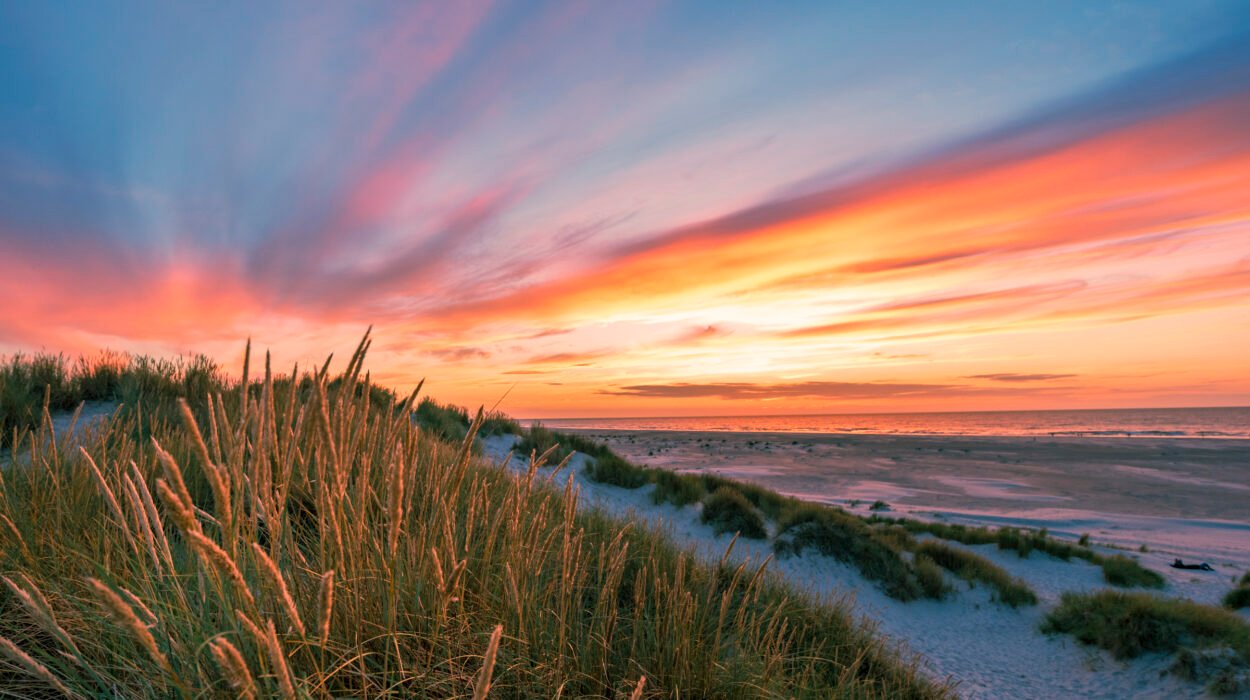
[3,3,1249,418]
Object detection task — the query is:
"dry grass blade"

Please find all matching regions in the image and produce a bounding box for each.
[263,620,297,700]
[2,575,81,657]
[629,675,647,700]
[251,543,306,637]
[87,578,177,682]
[0,635,79,698]
[185,531,259,614]
[209,638,257,700]
[317,570,335,646]
[471,624,504,700]
[78,447,129,536]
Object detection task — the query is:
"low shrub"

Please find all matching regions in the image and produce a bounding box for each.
[1100,554,1165,589]
[701,487,767,539]
[915,541,1037,607]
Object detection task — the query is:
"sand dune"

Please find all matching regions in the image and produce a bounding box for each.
[484,431,1250,699]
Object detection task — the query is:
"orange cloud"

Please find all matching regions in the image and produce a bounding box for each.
[427,93,1250,339]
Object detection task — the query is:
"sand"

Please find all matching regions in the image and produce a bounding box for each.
[481,431,1250,699]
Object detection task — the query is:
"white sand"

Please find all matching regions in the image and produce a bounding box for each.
[482,432,1250,699]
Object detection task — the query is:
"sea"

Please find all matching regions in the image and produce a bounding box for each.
[528,406,1250,438]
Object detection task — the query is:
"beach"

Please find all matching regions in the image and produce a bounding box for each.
[484,430,1250,698]
[576,430,1250,570]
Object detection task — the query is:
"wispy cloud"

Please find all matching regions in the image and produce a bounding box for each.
[966,374,1076,383]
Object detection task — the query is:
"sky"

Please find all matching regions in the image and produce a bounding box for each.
[2,1,1249,418]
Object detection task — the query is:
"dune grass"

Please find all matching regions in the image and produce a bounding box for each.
[0,337,945,699]
[0,351,226,449]
[700,487,768,539]
[1099,554,1166,589]
[775,503,930,602]
[584,451,653,489]
[1043,591,1250,693]
[914,542,1038,608]
[1225,573,1250,610]
[1225,588,1250,610]
[877,517,1164,589]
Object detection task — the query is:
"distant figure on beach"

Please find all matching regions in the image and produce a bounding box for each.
[1171,558,1214,571]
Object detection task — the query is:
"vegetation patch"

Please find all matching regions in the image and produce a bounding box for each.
[1043,591,1250,694]
[584,451,652,489]
[1224,575,1250,610]
[775,503,929,601]
[1,351,225,449]
[874,516,1168,590]
[914,541,1038,607]
[911,553,951,600]
[651,469,705,506]
[1100,555,1165,589]
[413,397,470,443]
[700,486,768,539]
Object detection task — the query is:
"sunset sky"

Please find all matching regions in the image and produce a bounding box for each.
[2,2,1248,417]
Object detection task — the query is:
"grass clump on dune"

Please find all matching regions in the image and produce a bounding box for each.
[1043,591,1250,693]
[584,451,652,489]
[413,396,471,442]
[1226,588,1250,610]
[915,541,1038,607]
[700,486,768,539]
[1225,574,1250,610]
[911,554,951,600]
[775,503,929,601]
[879,517,1167,590]
[1099,554,1166,589]
[0,334,945,699]
[651,469,705,506]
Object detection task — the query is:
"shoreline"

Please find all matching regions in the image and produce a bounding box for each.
[546,425,1250,440]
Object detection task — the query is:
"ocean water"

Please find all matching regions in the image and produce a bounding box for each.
[530,406,1250,438]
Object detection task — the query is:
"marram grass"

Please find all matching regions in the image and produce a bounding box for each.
[0,335,945,698]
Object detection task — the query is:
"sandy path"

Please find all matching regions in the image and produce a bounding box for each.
[1,401,119,468]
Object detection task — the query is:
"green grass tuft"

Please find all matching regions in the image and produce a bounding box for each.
[584,451,652,489]
[1043,590,1250,693]
[651,469,705,506]
[775,503,926,601]
[1224,587,1250,610]
[915,541,1038,607]
[1100,554,1165,589]
[912,553,950,600]
[413,396,470,442]
[700,486,768,539]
